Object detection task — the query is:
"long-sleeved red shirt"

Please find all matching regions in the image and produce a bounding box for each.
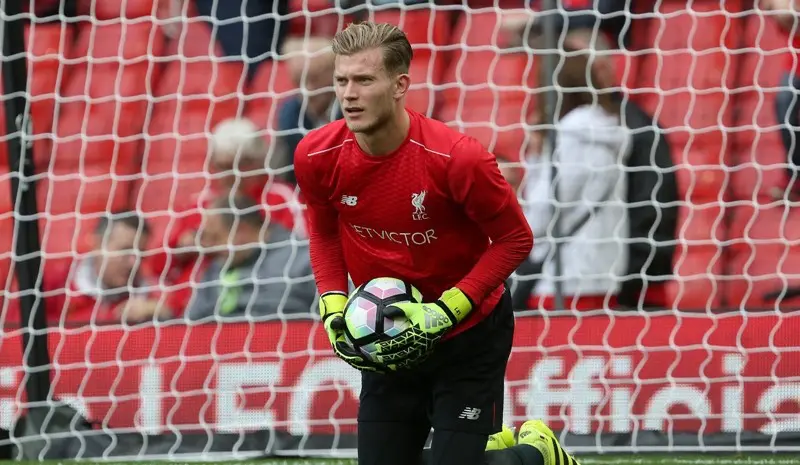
[294,109,533,337]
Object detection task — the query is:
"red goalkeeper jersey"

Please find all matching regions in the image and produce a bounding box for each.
[294,110,533,337]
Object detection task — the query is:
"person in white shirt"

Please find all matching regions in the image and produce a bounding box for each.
[522,44,632,311]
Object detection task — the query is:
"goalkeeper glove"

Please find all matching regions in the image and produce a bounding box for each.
[376,287,474,369]
[319,291,385,373]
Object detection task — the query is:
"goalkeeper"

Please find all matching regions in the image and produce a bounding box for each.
[295,21,576,465]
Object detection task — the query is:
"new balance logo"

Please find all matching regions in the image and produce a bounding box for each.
[341,195,358,207]
[458,407,481,420]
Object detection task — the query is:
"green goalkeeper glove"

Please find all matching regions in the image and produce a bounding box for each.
[319,291,385,373]
[375,287,474,369]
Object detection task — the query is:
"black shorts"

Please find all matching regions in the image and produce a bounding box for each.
[358,289,514,440]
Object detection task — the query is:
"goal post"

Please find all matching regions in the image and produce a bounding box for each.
[2,0,51,407]
[0,0,800,460]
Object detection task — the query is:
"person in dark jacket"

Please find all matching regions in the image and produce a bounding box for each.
[274,37,343,184]
[193,0,289,81]
[510,24,678,311]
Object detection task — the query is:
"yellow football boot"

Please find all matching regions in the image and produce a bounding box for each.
[486,424,516,451]
[517,420,580,465]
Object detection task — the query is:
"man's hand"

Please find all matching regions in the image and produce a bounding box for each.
[116,298,173,323]
[320,291,385,372]
[319,291,348,345]
[375,288,474,369]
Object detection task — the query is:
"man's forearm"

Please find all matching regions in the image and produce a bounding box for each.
[457,204,534,304]
[309,232,350,294]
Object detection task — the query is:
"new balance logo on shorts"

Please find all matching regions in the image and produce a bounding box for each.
[458,407,481,420]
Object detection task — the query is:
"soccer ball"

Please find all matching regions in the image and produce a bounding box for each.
[343,277,423,365]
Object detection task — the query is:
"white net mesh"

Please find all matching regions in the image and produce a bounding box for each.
[1,0,800,460]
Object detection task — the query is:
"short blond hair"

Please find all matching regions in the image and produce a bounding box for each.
[331,21,413,75]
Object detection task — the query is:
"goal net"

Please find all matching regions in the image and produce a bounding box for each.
[1,0,800,460]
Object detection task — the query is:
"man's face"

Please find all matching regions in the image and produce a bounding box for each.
[334,48,399,134]
[211,155,263,193]
[565,34,616,89]
[200,213,253,267]
[303,58,336,118]
[96,223,146,289]
[200,212,229,256]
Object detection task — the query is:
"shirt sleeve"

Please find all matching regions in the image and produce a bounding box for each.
[448,137,534,304]
[293,137,350,295]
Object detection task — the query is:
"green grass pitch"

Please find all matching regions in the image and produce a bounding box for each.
[256,457,799,465]
[20,456,800,465]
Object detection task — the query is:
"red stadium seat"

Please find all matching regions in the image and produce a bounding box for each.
[47,21,165,169]
[438,97,532,162]
[635,1,741,163]
[138,11,249,242]
[672,146,728,202]
[439,8,534,153]
[666,204,730,311]
[667,247,727,311]
[726,205,800,310]
[730,12,791,201]
[78,0,157,20]
[287,0,347,37]
[26,22,74,136]
[371,7,453,116]
[440,9,532,108]
[153,17,245,119]
[41,21,164,255]
[243,60,297,131]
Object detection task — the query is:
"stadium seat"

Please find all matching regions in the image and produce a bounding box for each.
[673,146,729,202]
[137,10,250,242]
[0,23,75,169]
[152,16,246,119]
[726,205,800,310]
[730,12,791,201]
[243,59,298,131]
[666,204,730,310]
[78,0,157,19]
[38,167,137,257]
[47,21,165,169]
[440,8,532,106]
[26,22,74,139]
[41,20,164,256]
[635,1,741,165]
[371,7,452,116]
[287,0,345,37]
[438,96,532,162]
[439,8,534,147]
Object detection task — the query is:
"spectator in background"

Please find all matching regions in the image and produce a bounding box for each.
[506,8,678,309]
[144,117,304,320]
[520,43,631,311]
[274,36,342,184]
[42,212,154,323]
[762,0,800,197]
[562,30,678,310]
[502,0,632,49]
[185,194,315,321]
[194,0,289,81]
[210,117,302,234]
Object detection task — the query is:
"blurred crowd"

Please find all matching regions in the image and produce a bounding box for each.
[3,0,800,326]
